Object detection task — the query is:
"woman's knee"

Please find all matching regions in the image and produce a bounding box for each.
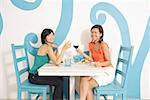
[80,76,91,82]
[89,79,98,89]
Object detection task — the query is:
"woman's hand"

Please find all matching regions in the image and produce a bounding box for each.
[76,48,82,54]
[76,48,93,62]
[95,62,101,67]
[62,41,71,51]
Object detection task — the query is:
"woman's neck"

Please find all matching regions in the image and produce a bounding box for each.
[94,40,99,44]
[45,42,53,46]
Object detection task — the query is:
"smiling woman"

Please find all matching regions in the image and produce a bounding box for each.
[75,25,114,100]
[28,28,71,100]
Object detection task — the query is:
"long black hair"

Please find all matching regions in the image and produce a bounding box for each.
[91,25,104,43]
[41,28,54,44]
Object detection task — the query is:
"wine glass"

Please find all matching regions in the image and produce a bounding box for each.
[73,42,81,63]
[73,42,79,49]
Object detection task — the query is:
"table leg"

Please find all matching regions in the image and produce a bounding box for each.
[70,76,75,100]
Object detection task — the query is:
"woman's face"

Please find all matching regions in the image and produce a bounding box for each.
[46,32,54,43]
[91,28,102,42]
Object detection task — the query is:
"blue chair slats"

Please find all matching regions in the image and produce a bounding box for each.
[118,58,128,64]
[95,45,133,100]
[11,44,52,100]
[16,57,27,62]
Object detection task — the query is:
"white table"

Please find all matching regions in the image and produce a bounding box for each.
[38,63,102,100]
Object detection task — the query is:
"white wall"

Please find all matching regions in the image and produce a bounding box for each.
[0,0,149,99]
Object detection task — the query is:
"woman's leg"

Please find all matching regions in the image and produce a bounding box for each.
[28,74,63,100]
[79,76,91,100]
[86,78,99,100]
[51,77,63,100]
[86,88,93,100]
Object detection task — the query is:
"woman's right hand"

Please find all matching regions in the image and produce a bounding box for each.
[62,41,71,51]
[76,48,82,54]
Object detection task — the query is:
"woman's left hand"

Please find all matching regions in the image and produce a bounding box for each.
[95,62,101,67]
[76,48,82,54]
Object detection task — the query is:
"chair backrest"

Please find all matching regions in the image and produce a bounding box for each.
[11,44,30,87]
[114,45,133,88]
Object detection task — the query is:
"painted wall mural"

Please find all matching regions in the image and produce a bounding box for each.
[24,0,73,56]
[90,2,131,46]
[90,2,150,98]
[0,0,149,99]
[0,14,3,34]
[127,17,149,97]
[10,0,42,10]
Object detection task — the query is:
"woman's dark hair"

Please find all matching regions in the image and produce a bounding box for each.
[91,24,104,43]
[41,28,54,44]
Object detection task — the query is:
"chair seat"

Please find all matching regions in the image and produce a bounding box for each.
[21,79,49,93]
[96,81,125,92]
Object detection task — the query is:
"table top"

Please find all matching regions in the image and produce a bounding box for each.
[38,63,103,76]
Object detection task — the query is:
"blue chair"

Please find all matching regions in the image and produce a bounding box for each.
[95,45,133,100]
[11,44,52,100]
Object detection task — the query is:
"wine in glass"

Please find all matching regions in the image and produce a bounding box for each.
[73,43,80,63]
[73,45,79,49]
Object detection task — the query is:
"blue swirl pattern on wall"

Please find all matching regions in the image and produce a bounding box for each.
[126,17,150,98]
[90,2,150,98]
[0,14,3,34]
[90,2,131,46]
[10,0,42,10]
[24,0,73,56]
[54,0,73,45]
[24,33,39,56]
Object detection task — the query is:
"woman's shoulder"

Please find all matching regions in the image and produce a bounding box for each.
[89,42,94,46]
[39,44,52,52]
[38,44,54,55]
[101,41,109,48]
[40,44,48,49]
[41,44,53,48]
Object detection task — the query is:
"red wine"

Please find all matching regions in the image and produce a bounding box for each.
[73,45,79,49]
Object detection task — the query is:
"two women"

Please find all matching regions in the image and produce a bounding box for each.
[28,24,114,100]
[76,25,114,100]
[28,29,71,100]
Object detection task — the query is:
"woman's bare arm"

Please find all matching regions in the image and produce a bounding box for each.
[47,41,71,65]
[76,48,93,61]
[47,46,65,65]
[95,43,112,67]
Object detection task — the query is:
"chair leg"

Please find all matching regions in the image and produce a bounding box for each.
[96,93,100,100]
[113,94,116,100]
[49,86,53,100]
[103,95,107,100]
[43,91,47,100]
[27,92,31,100]
[17,89,22,100]
[122,93,126,100]
[35,94,40,100]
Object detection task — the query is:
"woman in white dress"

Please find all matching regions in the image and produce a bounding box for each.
[76,25,114,100]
